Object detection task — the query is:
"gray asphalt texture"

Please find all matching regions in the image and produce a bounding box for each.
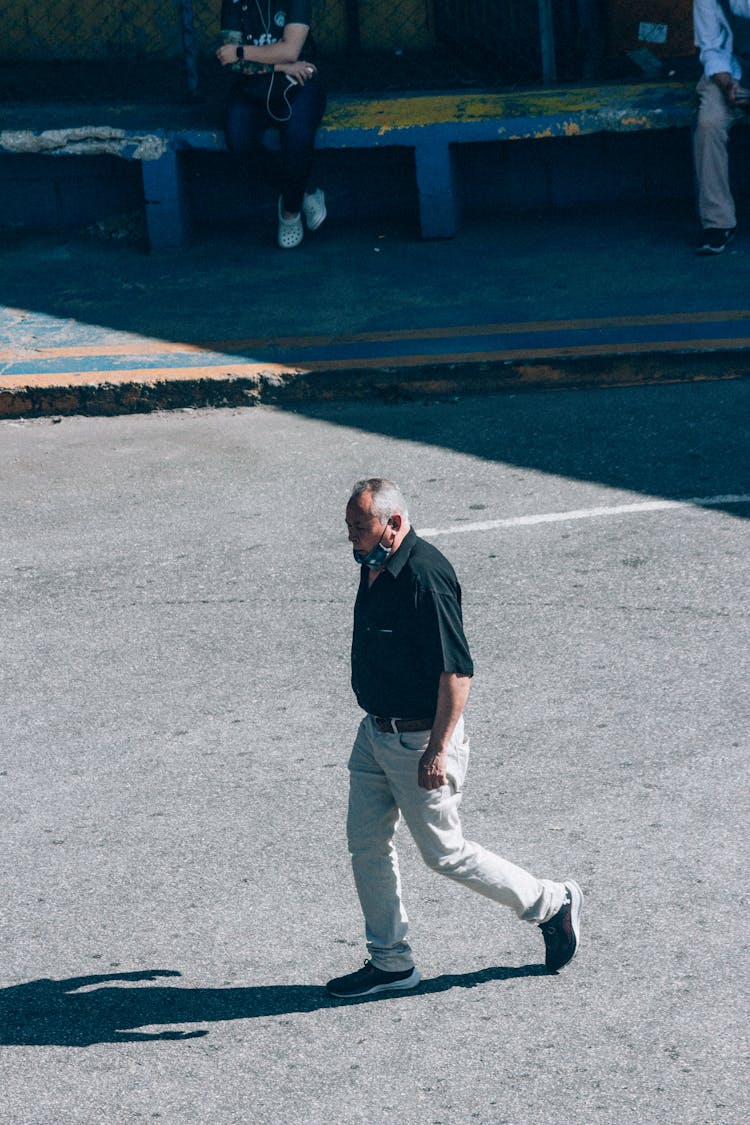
[1,381,748,1123]
[4,201,750,353]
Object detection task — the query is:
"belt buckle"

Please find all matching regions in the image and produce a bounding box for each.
[374,715,400,734]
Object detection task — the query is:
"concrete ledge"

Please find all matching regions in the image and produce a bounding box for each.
[0,83,699,154]
[0,82,699,245]
[0,125,169,160]
[2,349,748,420]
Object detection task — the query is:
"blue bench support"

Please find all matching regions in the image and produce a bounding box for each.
[141,149,191,250]
[0,83,699,250]
[414,139,461,239]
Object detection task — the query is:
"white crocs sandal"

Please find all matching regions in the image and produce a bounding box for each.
[277,197,304,249]
[302,188,327,232]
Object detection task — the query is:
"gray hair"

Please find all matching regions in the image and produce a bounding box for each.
[350,478,409,524]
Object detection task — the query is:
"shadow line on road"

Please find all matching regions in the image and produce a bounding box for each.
[286,383,750,522]
[0,964,547,1046]
[2,214,749,520]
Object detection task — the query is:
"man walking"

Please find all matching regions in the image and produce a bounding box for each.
[326,478,582,1000]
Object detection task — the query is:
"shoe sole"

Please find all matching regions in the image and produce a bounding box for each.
[560,879,583,969]
[695,232,735,255]
[304,205,326,232]
[326,967,421,998]
[303,194,327,231]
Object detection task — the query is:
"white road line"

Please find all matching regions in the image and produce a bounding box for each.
[420,494,750,537]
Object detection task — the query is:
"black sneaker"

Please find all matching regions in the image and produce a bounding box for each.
[539,880,583,972]
[695,228,736,255]
[326,959,421,998]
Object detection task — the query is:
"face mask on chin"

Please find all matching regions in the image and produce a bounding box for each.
[353,543,392,569]
[353,529,393,569]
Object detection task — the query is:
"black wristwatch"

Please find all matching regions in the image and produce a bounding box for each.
[236,45,244,60]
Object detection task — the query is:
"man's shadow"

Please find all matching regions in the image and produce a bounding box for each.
[0,964,548,1046]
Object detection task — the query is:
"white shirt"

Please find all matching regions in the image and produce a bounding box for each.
[694,0,750,76]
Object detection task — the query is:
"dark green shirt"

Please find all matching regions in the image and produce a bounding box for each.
[351,529,474,719]
[220,0,314,74]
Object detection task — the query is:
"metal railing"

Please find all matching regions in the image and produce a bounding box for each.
[0,0,605,103]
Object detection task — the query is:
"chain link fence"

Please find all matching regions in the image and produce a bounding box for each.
[0,1,609,104]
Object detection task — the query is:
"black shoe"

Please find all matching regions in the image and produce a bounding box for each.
[695,228,736,255]
[539,880,583,972]
[326,959,421,998]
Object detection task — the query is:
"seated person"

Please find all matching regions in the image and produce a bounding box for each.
[216,0,327,249]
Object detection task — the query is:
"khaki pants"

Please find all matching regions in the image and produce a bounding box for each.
[346,713,566,972]
[694,75,746,230]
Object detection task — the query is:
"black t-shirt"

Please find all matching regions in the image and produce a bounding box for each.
[221,0,314,75]
[351,529,474,719]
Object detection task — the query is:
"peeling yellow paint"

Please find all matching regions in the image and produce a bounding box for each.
[322,83,696,136]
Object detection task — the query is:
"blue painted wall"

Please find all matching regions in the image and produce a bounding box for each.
[0,153,142,230]
[0,124,738,237]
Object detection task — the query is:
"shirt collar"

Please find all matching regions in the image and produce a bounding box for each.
[383,527,417,579]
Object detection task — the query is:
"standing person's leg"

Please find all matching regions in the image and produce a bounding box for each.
[381,719,564,921]
[326,718,422,998]
[345,718,414,971]
[328,715,582,999]
[694,75,741,244]
[383,719,581,971]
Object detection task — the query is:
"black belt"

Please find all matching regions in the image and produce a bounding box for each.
[373,716,433,734]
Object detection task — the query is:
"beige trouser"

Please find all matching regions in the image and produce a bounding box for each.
[346,714,566,972]
[694,75,746,230]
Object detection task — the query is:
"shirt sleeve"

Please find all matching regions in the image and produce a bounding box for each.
[220,0,241,33]
[415,580,474,679]
[694,0,741,77]
[288,0,312,25]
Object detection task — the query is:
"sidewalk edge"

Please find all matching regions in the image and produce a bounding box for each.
[2,351,749,419]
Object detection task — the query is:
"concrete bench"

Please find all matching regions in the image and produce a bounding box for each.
[0,82,698,250]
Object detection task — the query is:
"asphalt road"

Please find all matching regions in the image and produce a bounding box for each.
[8,208,750,420]
[1,380,748,1124]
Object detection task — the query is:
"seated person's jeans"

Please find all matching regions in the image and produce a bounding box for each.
[225,75,327,214]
